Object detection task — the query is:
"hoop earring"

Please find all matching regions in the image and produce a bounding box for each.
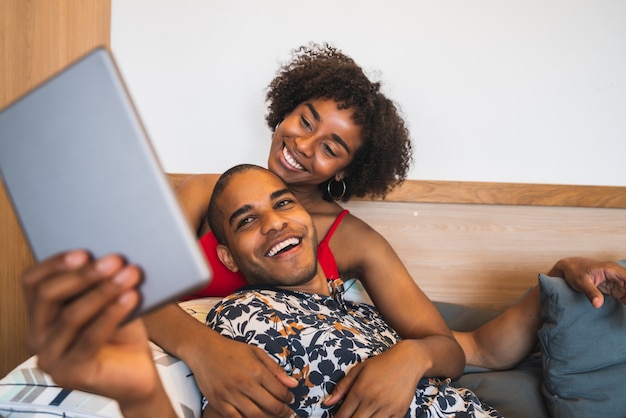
[327,178,346,201]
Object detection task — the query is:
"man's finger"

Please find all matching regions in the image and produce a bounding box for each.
[579,276,605,308]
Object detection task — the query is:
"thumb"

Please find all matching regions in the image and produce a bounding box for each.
[323,362,363,406]
[578,276,605,308]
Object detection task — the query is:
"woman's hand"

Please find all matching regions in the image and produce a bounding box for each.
[145,302,298,418]
[184,330,298,418]
[324,339,432,417]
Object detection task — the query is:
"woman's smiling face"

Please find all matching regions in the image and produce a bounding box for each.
[267,98,363,188]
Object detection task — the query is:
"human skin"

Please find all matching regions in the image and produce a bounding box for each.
[454,257,626,370]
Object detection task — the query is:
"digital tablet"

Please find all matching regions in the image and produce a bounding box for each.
[0,48,211,318]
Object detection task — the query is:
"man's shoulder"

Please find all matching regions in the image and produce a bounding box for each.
[213,287,303,309]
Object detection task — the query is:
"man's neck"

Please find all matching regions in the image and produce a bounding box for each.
[274,268,331,296]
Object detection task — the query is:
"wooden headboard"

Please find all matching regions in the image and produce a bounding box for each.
[168,174,626,312]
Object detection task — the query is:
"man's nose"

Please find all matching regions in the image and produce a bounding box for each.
[260,211,287,234]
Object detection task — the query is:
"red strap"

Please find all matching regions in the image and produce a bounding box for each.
[317,209,349,280]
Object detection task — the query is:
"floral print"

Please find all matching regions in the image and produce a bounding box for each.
[206,280,501,417]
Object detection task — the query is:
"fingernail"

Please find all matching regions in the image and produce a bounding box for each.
[113,267,135,286]
[592,296,603,308]
[64,250,87,268]
[95,255,119,273]
[117,290,135,306]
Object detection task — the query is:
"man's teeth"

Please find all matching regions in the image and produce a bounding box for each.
[266,238,301,257]
[283,147,304,170]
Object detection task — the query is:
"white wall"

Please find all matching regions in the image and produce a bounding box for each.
[111,0,626,186]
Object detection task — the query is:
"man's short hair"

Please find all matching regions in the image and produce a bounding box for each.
[206,164,270,245]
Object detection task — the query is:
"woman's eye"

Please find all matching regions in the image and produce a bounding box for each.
[300,116,312,130]
[323,143,337,157]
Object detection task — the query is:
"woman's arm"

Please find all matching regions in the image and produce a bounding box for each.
[337,214,465,376]
[174,173,219,236]
[143,299,298,417]
[325,215,465,416]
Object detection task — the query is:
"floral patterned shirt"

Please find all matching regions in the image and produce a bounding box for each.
[206,279,501,418]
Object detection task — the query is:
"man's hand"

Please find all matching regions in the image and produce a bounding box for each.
[22,250,177,417]
[549,257,626,308]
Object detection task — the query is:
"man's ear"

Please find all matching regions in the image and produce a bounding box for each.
[216,244,239,272]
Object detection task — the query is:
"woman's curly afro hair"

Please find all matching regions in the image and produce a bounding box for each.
[265,42,413,202]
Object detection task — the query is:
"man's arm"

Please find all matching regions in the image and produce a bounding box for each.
[455,256,626,370]
[22,250,177,418]
[548,257,626,307]
[453,286,542,370]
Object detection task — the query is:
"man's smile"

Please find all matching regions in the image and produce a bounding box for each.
[265,236,302,257]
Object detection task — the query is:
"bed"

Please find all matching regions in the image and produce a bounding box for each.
[1,174,626,418]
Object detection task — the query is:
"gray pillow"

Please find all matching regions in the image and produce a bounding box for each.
[436,301,549,418]
[538,266,626,418]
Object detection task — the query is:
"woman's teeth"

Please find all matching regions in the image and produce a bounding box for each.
[282,147,304,171]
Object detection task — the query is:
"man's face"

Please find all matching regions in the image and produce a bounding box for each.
[217,168,318,287]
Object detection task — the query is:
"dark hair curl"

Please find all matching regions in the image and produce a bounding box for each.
[265,42,413,202]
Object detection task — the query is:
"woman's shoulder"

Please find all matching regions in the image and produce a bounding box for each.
[177,173,219,193]
[339,210,381,236]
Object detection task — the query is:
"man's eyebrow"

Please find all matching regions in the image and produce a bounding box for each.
[229,204,252,227]
[270,188,291,201]
[305,103,352,155]
[227,188,291,227]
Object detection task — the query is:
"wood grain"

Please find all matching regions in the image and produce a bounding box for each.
[0,0,111,377]
[345,200,626,311]
[167,173,626,209]
[376,179,626,208]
